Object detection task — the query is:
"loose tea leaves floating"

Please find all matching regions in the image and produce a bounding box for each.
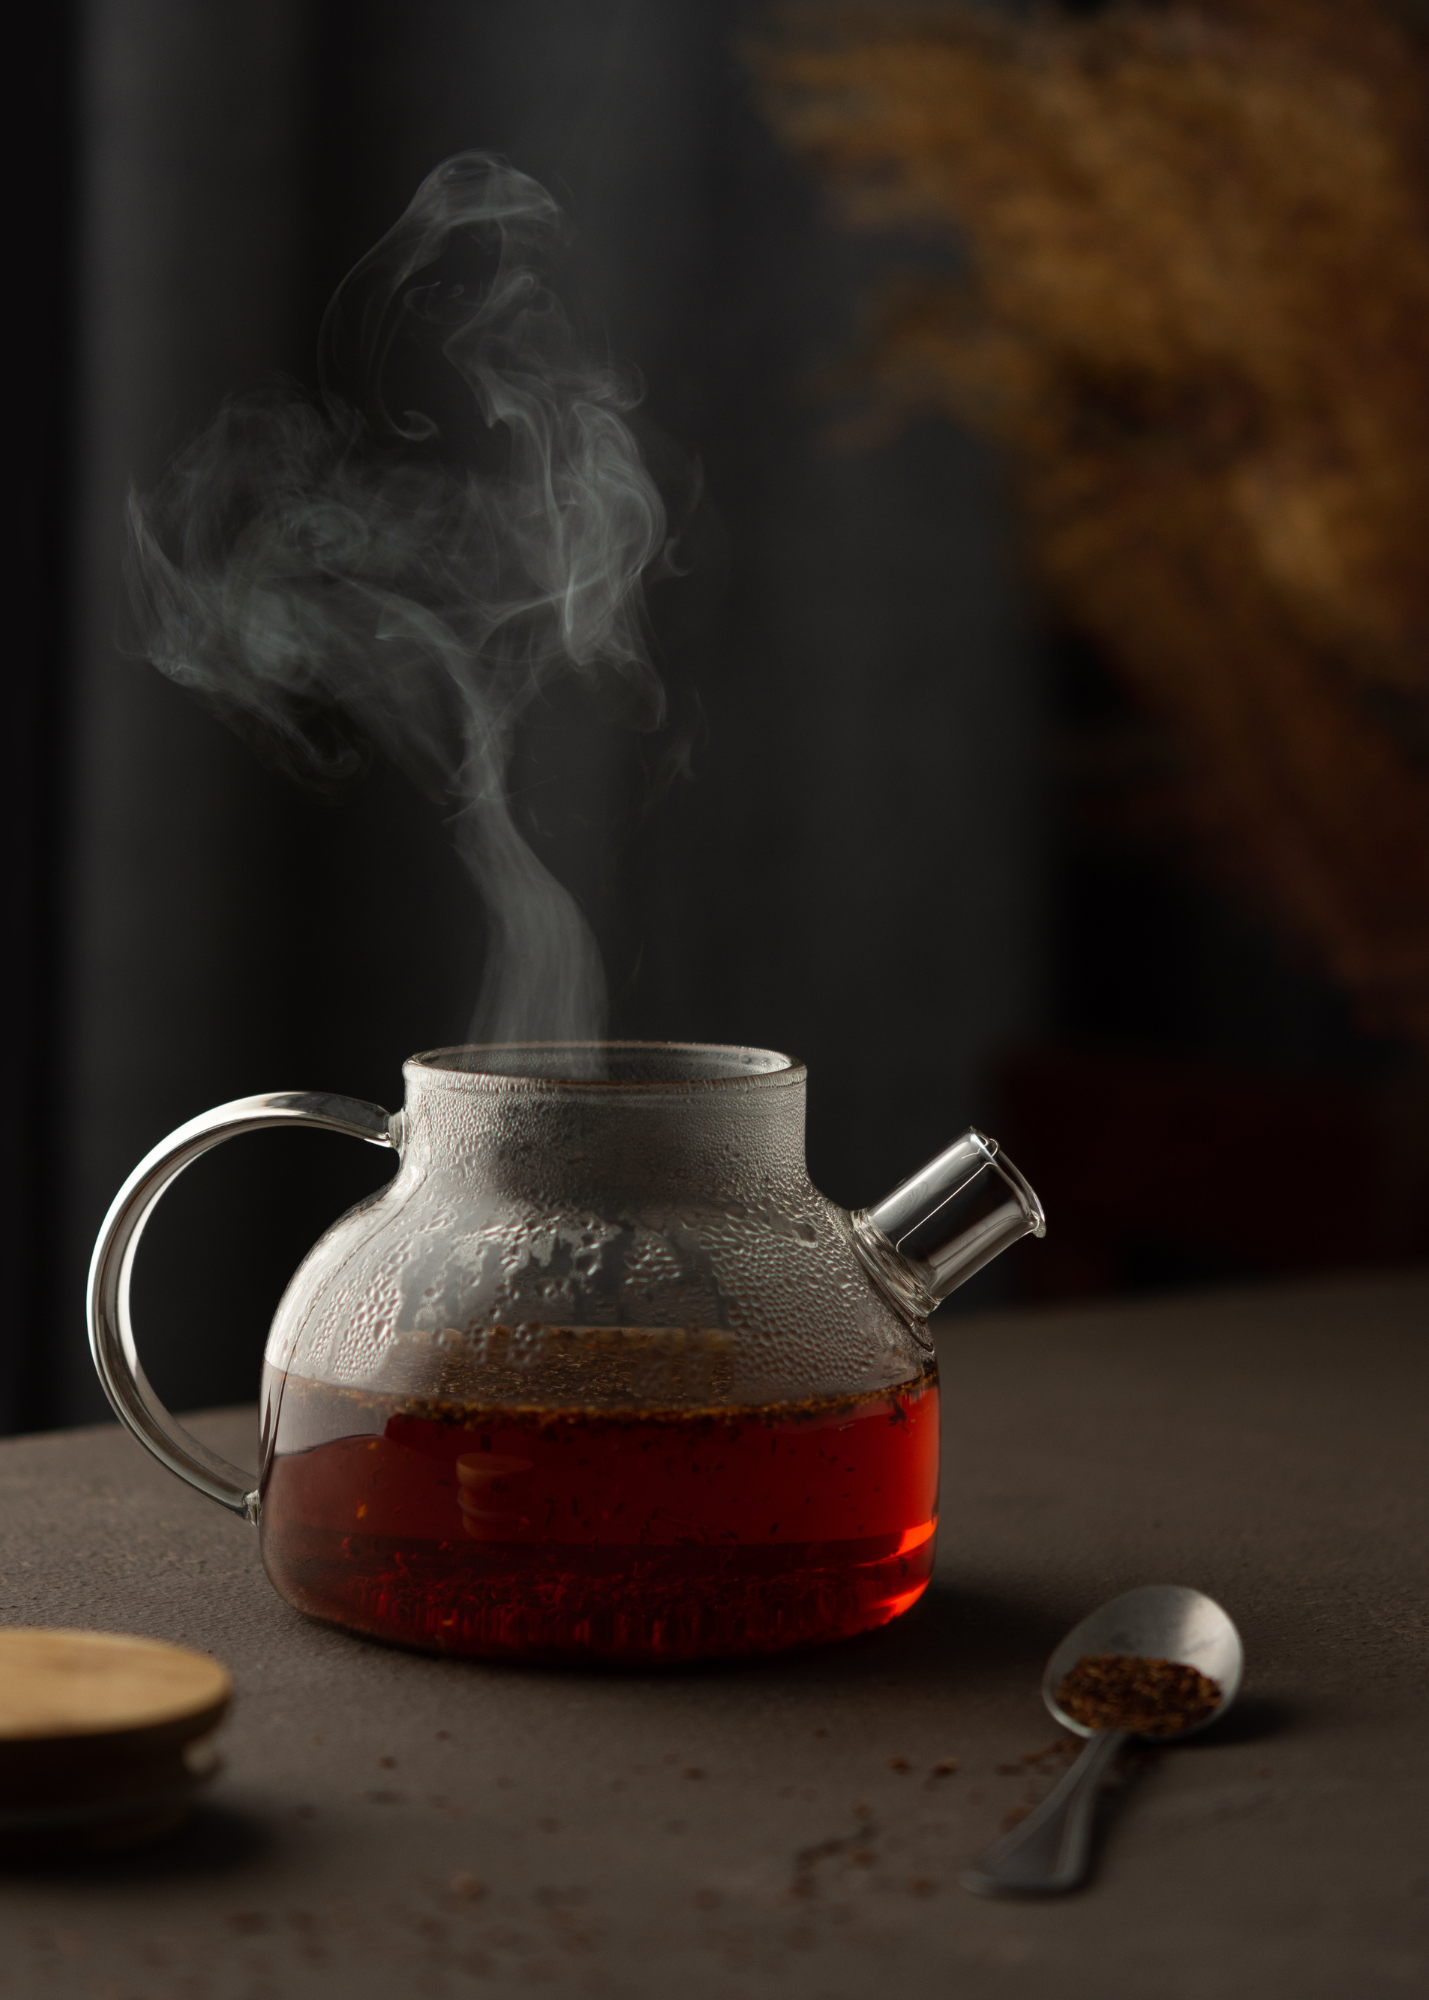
[1056,1653,1222,1735]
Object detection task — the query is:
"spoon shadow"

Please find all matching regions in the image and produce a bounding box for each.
[1177,1693,1297,1747]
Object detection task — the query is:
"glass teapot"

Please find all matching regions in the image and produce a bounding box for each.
[89,1043,1044,1665]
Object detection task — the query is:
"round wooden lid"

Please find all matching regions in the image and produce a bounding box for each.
[0,1628,231,1741]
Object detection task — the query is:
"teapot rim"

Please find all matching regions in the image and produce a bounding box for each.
[407,1041,806,1093]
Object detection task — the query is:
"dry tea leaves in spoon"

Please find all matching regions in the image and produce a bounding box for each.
[1055,1654,1222,1735]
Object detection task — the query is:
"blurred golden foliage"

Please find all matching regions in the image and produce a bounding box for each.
[755,0,1429,1044]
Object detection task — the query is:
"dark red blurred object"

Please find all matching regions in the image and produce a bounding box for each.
[1000,1046,1429,1299]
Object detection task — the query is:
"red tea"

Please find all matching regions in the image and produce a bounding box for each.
[259,1366,939,1664]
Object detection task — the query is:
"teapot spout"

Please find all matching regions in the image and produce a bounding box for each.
[851,1130,1045,1321]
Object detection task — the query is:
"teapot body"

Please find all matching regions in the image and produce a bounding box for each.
[257,1045,939,1664]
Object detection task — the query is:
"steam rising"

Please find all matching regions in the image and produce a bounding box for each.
[126,154,670,1056]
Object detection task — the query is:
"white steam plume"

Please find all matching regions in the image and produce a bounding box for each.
[125,153,671,1062]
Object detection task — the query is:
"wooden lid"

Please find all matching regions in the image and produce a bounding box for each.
[0,1630,233,1853]
[0,1628,231,1741]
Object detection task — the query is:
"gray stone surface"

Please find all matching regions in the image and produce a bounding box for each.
[1,1271,1426,1997]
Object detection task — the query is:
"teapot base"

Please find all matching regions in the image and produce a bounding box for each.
[262,1527,935,1666]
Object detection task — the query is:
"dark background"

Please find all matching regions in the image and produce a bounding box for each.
[4,0,1413,1436]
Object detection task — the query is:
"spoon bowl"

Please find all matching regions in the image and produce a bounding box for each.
[1043,1582,1244,1740]
[961,1583,1243,1898]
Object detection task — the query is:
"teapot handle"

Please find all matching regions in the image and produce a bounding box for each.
[87,1091,398,1522]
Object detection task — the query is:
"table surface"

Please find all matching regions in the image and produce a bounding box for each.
[2,1270,1426,1999]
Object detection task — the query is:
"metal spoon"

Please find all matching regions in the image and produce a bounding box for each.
[959,1583,1244,1898]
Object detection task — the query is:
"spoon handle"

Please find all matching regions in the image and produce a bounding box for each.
[959,1729,1128,1897]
